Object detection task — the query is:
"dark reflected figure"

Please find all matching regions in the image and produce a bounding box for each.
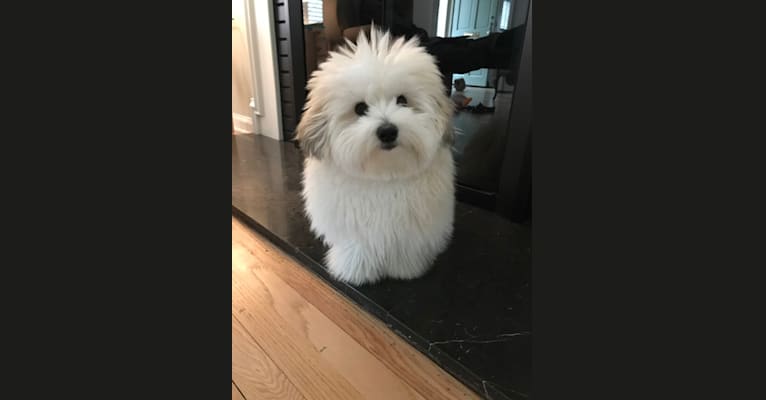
[332,0,525,92]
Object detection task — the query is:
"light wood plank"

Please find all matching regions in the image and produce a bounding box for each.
[232,239,426,399]
[232,218,480,400]
[232,257,363,399]
[232,317,305,400]
[232,382,246,400]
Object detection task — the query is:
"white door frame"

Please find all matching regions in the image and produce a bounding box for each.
[242,0,283,140]
[437,0,454,38]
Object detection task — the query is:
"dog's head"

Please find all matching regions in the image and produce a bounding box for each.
[296,28,454,181]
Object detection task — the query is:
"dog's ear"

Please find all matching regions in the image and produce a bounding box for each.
[295,100,329,159]
[436,92,456,146]
[442,120,456,146]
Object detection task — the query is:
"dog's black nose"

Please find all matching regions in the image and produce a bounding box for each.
[376,123,398,143]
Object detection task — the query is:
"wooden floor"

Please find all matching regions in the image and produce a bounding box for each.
[232,217,480,400]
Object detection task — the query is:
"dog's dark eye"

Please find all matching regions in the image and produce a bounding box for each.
[397,95,408,105]
[354,102,368,116]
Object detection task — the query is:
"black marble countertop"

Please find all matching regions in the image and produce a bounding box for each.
[232,134,531,399]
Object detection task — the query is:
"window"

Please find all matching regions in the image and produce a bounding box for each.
[303,0,323,25]
[499,0,511,30]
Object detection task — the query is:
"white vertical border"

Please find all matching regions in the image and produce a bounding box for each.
[243,0,283,140]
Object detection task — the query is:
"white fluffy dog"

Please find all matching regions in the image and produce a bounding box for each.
[297,28,455,285]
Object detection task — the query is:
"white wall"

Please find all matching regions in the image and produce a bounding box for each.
[231,0,283,140]
[232,1,254,133]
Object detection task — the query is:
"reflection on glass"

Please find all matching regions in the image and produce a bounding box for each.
[299,0,529,195]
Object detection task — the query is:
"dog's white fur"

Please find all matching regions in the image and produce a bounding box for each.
[297,28,455,285]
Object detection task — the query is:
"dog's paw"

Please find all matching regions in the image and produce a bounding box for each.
[325,244,382,286]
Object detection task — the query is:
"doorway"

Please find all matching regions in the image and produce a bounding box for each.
[449,0,498,87]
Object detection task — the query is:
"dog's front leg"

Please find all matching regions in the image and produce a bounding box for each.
[325,242,382,286]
